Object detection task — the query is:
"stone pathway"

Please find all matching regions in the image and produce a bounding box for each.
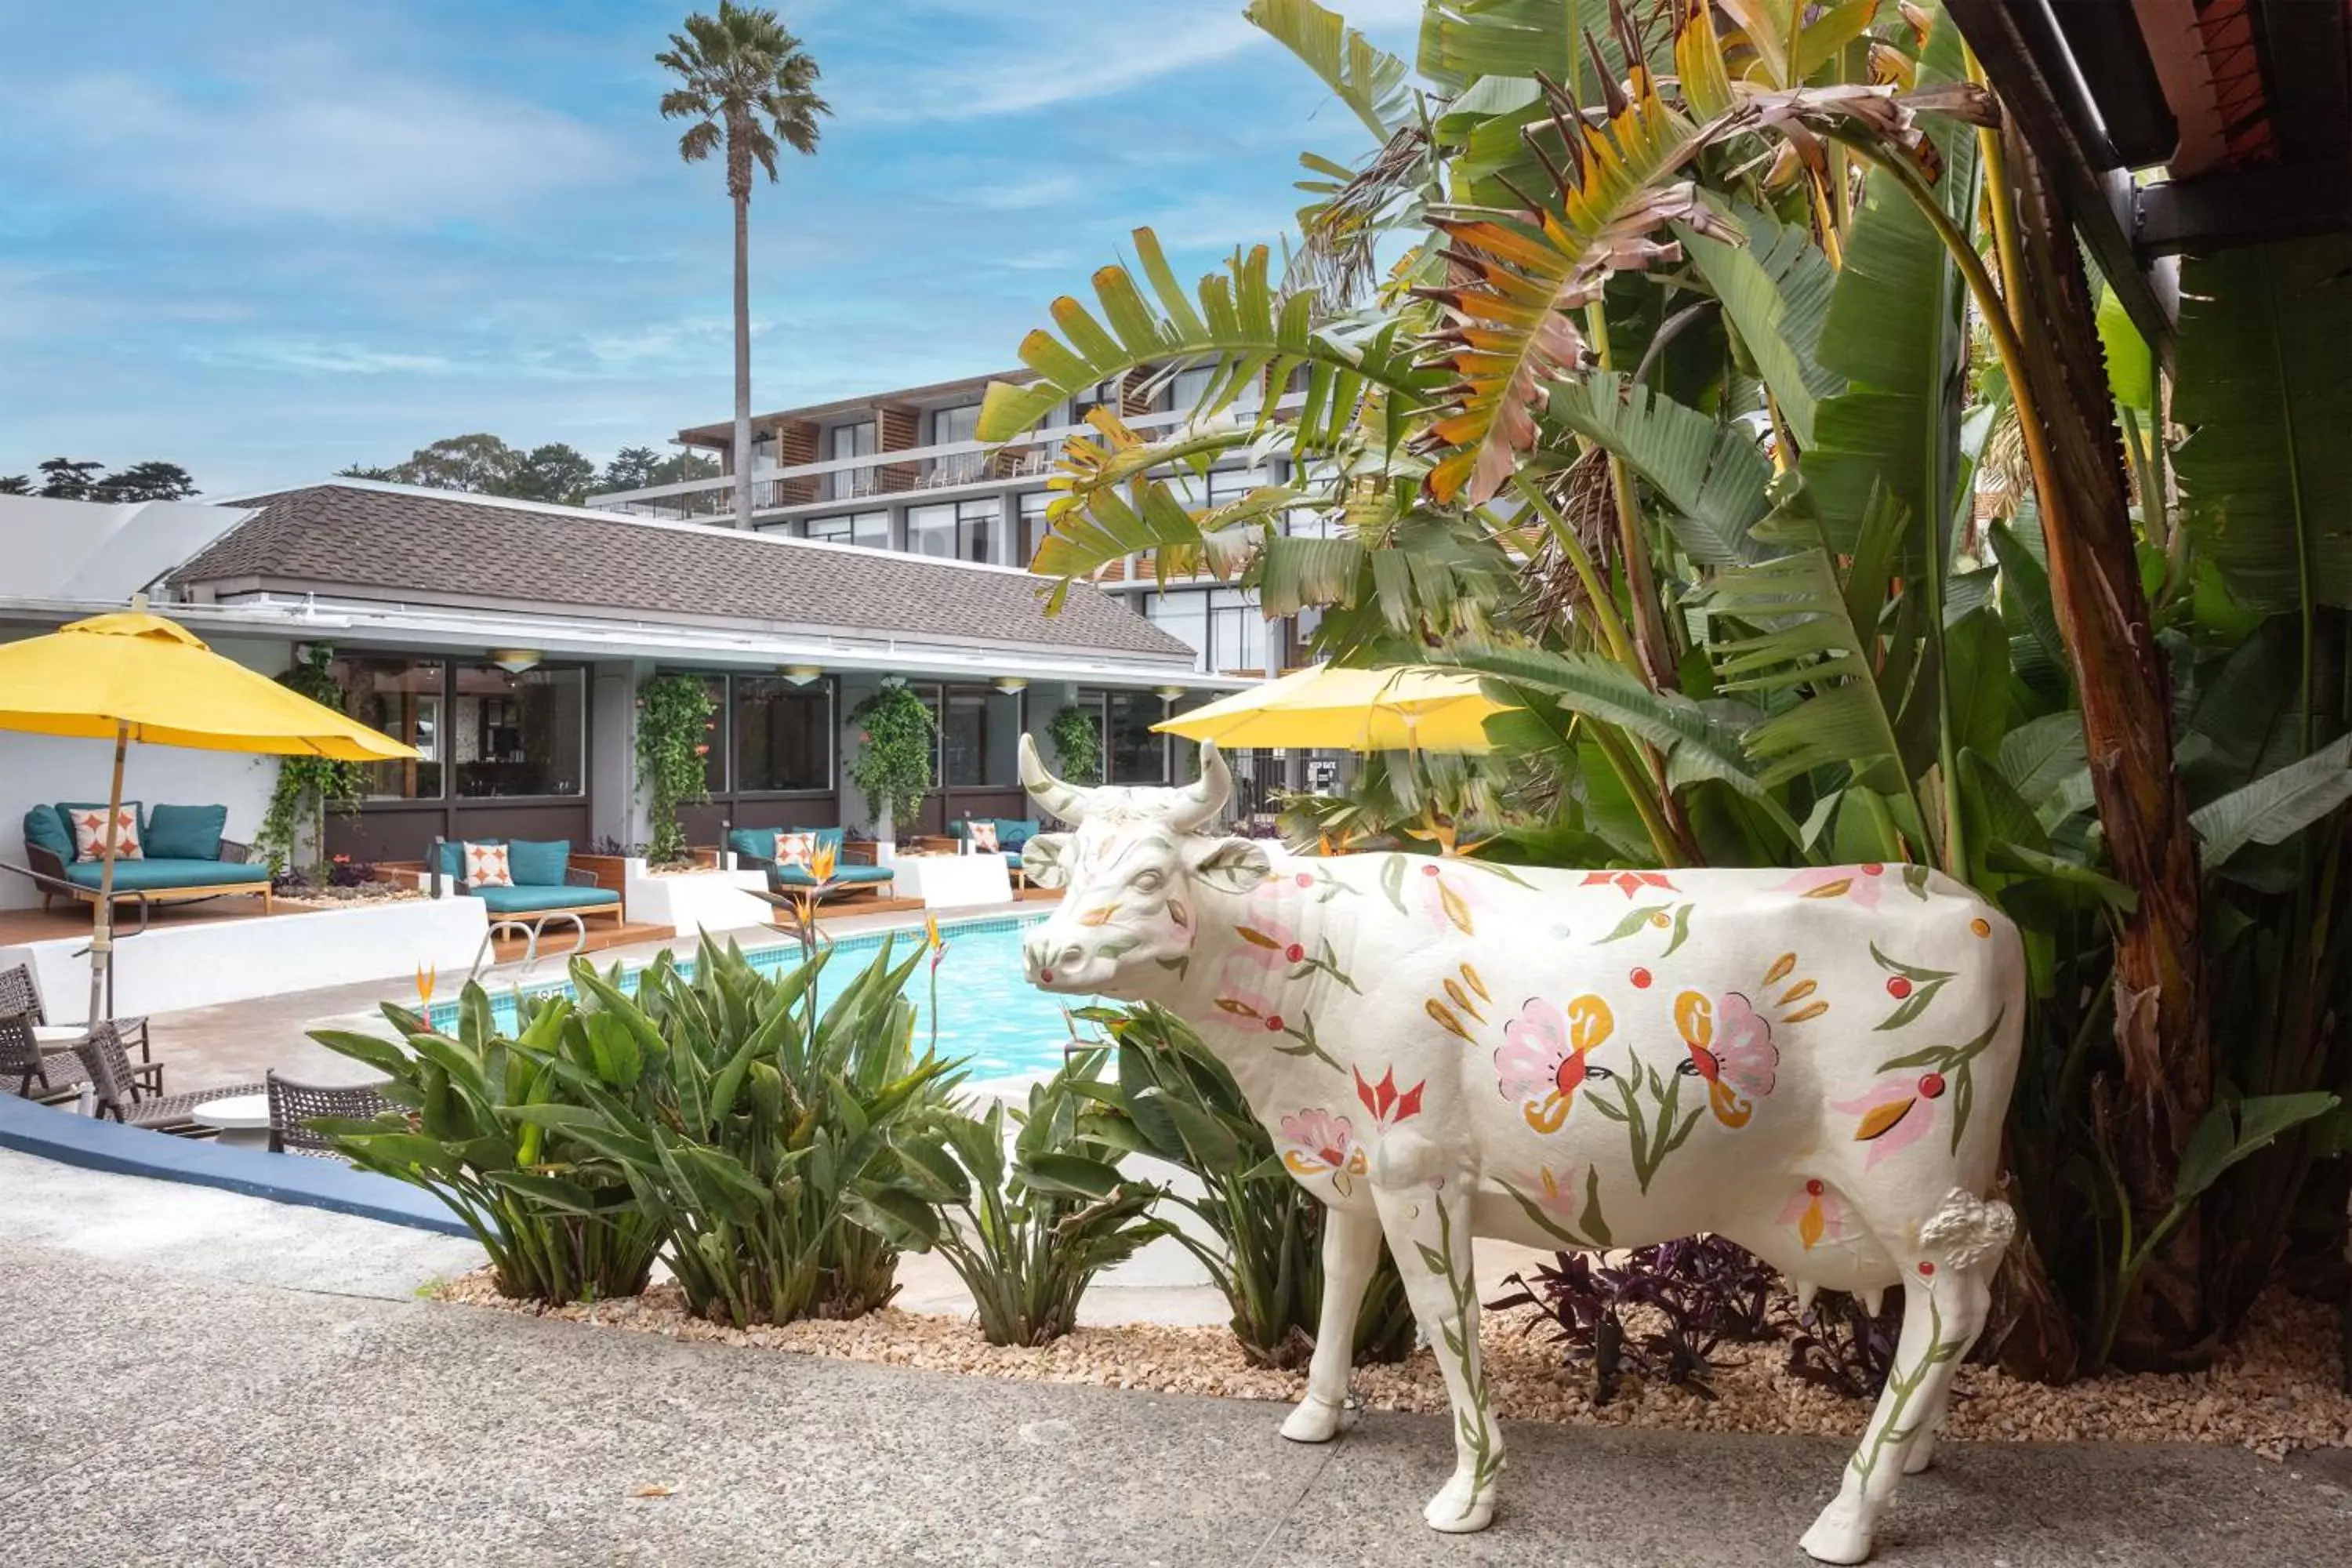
[5,1155,2351,1566]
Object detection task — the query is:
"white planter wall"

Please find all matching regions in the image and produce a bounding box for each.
[622,862,775,938]
[1,895,488,1024]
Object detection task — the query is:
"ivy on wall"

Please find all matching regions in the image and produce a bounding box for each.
[1047,703,1103,787]
[848,683,935,835]
[637,673,716,866]
[256,644,368,873]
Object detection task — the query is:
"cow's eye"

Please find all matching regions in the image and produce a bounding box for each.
[1584,1065,1615,1082]
[1133,869,1166,894]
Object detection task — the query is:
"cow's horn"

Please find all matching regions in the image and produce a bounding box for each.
[1018,734,1088,825]
[1169,741,1232,832]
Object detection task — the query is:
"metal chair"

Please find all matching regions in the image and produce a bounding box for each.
[74,1023,259,1136]
[0,965,160,1102]
[265,1071,394,1159]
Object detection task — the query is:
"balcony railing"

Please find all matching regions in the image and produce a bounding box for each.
[586,397,1298,524]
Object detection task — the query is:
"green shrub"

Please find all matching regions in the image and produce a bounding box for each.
[918,1051,1169,1347]
[515,936,960,1327]
[313,989,662,1305]
[847,683,936,834]
[637,673,717,866]
[1080,1004,1416,1367]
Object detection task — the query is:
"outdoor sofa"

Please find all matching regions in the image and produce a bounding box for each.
[942,816,1044,891]
[726,825,896,902]
[430,837,625,928]
[20,800,272,915]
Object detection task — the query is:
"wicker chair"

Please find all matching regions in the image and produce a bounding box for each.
[0,965,161,1102]
[0,961,151,1062]
[74,1023,260,1136]
[266,1071,394,1159]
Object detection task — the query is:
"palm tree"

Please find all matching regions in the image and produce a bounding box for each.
[658,3,829,529]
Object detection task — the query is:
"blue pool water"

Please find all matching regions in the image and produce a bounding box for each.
[423,916,1100,1082]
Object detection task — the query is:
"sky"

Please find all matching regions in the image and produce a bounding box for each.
[0,0,1423,496]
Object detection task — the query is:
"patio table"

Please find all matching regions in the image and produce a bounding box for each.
[188,1091,272,1150]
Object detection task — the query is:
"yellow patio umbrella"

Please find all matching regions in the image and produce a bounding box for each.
[0,610,418,1022]
[1153,662,1512,753]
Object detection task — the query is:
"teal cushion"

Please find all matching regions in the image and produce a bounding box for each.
[1002,851,1025,870]
[993,818,1040,848]
[474,883,619,913]
[505,839,570,887]
[728,827,779,862]
[64,858,269,891]
[145,804,227,861]
[437,838,503,884]
[944,820,970,840]
[771,862,892,887]
[57,800,143,860]
[22,807,72,862]
[789,826,846,855]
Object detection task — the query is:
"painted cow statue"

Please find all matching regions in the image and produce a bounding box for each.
[1015,738,2023,1564]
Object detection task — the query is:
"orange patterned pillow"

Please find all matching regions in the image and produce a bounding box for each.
[68,807,143,862]
[778,831,817,871]
[463,841,514,887]
[967,820,1000,853]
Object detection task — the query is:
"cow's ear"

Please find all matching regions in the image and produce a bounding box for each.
[1022,832,1074,890]
[1188,837,1271,895]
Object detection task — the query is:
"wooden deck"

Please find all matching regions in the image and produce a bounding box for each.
[0,895,300,947]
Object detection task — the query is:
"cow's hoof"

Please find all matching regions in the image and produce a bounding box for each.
[1279,1399,1344,1444]
[1423,1475,1495,1534]
[1798,1499,1874,1565]
[1903,1433,1936,1475]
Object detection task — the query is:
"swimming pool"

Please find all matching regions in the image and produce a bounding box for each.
[423,915,1100,1082]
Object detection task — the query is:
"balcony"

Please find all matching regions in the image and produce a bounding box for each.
[587,398,1296,526]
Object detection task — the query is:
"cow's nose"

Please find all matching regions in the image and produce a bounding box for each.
[1054,943,1085,971]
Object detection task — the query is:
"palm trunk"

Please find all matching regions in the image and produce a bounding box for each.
[2001,123,2212,1369]
[732,187,754,530]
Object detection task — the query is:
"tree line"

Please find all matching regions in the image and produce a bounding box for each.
[338,434,717,506]
[0,457,199,501]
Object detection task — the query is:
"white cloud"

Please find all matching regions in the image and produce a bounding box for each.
[960,174,1087,212]
[27,45,621,228]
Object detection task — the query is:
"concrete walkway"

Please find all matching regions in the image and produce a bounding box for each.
[7,1159,2352,1566]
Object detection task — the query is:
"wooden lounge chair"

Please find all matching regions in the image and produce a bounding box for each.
[725,825,896,904]
[20,803,273,916]
[74,1023,260,1136]
[265,1070,394,1159]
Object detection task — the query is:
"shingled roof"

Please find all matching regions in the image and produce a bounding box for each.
[172,482,1192,661]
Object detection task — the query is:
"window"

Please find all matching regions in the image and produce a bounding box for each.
[907,503,955,558]
[804,510,889,549]
[1106,689,1170,784]
[332,655,445,800]
[1207,588,1269,675]
[753,432,778,469]
[1018,491,1051,568]
[907,499,997,562]
[826,421,876,499]
[941,689,987,786]
[452,665,585,797]
[1148,591,1210,672]
[922,684,1023,787]
[734,678,833,792]
[1207,466,1266,506]
[1169,364,1216,416]
[931,404,981,445]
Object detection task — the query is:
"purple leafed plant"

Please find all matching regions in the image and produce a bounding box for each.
[1490,1235,1788,1404]
[1783,1290,1906,1399]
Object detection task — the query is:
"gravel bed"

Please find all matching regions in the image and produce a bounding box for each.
[437,1272,2352,1457]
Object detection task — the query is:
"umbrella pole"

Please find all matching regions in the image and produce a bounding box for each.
[86,720,127,1026]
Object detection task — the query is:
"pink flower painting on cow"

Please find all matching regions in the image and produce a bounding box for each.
[1279,1107,1368,1195]
[1493,993,1615,1134]
[1673,989,1779,1128]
